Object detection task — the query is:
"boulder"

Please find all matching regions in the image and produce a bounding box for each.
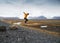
[0,26,6,32]
[9,25,18,30]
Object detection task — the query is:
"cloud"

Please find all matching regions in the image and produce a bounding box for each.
[0,0,60,19]
[0,0,60,5]
[22,0,60,6]
[0,0,21,5]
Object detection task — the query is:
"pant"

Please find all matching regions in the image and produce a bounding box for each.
[24,18,28,23]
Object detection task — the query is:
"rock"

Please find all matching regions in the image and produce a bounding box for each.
[13,22,21,25]
[9,25,18,30]
[0,26,6,32]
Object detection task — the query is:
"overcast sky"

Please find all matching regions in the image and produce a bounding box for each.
[0,0,60,19]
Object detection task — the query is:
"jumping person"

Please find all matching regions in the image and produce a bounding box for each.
[23,12,29,23]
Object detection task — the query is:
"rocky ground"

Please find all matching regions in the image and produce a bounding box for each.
[0,26,60,43]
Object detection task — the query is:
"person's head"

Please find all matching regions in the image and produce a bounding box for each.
[23,12,25,14]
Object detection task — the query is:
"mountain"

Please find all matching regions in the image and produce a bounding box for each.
[38,16,47,19]
[29,16,47,19]
[0,17,20,20]
[52,16,60,19]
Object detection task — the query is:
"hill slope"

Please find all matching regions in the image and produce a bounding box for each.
[0,26,60,43]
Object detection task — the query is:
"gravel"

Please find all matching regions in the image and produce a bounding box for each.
[0,26,60,43]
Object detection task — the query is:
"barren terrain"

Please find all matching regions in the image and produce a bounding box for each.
[0,19,60,43]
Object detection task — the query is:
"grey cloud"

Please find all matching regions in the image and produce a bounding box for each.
[0,0,60,6]
[0,0,21,4]
[23,0,60,6]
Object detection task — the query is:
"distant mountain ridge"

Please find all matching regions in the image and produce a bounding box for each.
[29,16,47,19]
[52,16,60,19]
[0,17,20,20]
